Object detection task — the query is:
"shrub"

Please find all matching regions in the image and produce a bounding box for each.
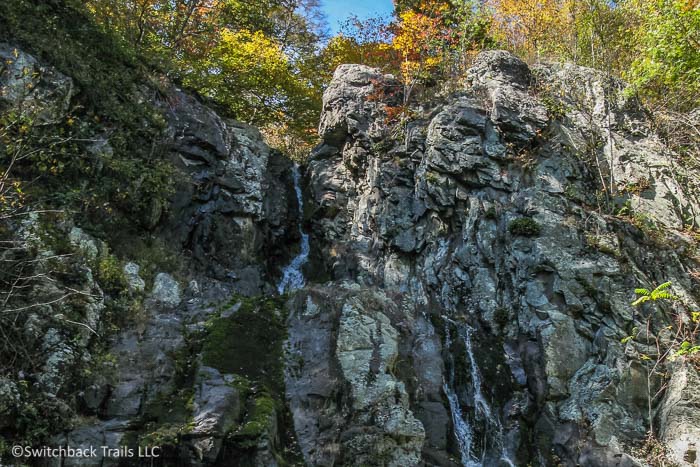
[508,217,541,236]
[484,206,498,219]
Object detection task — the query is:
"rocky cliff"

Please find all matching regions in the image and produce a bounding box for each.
[2,42,700,467]
[289,52,700,467]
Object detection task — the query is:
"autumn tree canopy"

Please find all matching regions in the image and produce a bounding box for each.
[79,0,698,148]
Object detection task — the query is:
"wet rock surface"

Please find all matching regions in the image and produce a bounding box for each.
[294,51,700,466]
[3,43,700,467]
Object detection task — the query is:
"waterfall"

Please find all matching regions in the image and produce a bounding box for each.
[443,319,516,467]
[277,164,310,294]
[443,322,477,467]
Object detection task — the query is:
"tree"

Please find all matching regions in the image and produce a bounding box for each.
[624,0,700,111]
[85,0,328,145]
[390,0,495,102]
[329,14,394,68]
[392,5,446,97]
[487,0,572,61]
[186,28,293,124]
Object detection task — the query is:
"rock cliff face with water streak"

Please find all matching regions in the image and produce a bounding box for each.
[2,41,700,467]
[287,53,700,466]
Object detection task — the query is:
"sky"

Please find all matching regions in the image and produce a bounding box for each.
[320,0,395,35]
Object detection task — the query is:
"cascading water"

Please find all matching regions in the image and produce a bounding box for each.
[443,322,477,467]
[443,319,516,467]
[277,164,310,294]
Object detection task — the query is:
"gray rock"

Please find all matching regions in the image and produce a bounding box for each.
[0,43,75,121]
[150,272,181,307]
[0,377,21,429]
[189,366,241,463]
[301,50,700,465]
[123,262,146,292]
[13,43,700,467]
[658,362,700,466]
[69,227,99,260]
[319,64,398,147]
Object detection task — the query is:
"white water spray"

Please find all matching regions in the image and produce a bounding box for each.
[277,164,310,294]
[443,319,517,467]
[443,322,477,466]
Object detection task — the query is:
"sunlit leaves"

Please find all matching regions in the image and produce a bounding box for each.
[625,0,700,110]
[85,0,326,145]
[632,281,678,306]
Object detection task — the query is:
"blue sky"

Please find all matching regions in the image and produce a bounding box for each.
[321,0,395,35]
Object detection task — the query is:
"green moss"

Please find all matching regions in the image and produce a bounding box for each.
[484,206,498,220]
[133,329,199,450]
[202,296,287,394]
[96,252,128,294]
[494,307,509,326]
[200,295,304,464]
[140,421,195,448]
[425,171,440,184]
[109,236,183,288]
[624,177,651,195]
[584,234,620,257]
[540,94,570,120]
[371,138,393,154]
[231,394,276,443]
[577,276,597,297]
[508,217,542,237]
[133,380,196,451]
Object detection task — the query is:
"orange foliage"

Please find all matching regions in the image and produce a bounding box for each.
[486,0,573,60]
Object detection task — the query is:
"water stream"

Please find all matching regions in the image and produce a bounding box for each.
[443,322,477,467]
[277,164,310,294]
[443,319,516,467]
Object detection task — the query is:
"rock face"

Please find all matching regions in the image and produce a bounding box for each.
[160,88,298,293]
[1,43,300,466]
[3,41,700,467]
[291,51,700,466]
[0,43,75,121]
[286,285,427,467]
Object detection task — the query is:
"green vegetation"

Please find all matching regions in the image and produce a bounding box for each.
[0,0,698,462]
[0,0,176,230]
[626,0,700,111]
[484,206,498,220]
[333,0,698,131]
[621,281,700,441]
[631,281,678,306]
[201,295,302,461]
[202,296,287,391]
[131,332,199,451]
[508,217,542,237]
[82,0,327,158]
[0,7,177,447]
[96,251,128,294]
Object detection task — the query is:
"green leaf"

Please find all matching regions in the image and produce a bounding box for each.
[632,296,649,306]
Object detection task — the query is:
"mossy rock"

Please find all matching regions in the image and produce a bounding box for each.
[484,206,498,220]
[227,393,277,449]
[202,296,287,394]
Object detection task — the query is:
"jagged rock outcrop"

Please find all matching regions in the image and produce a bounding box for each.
[290,51,700,466]
[1,43,300,466]
[160,88,298,292]
[3,40,700,467]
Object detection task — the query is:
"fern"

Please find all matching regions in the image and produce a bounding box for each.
[670,341,700,360]
[621,335,634,344]
[632,281,678,306]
